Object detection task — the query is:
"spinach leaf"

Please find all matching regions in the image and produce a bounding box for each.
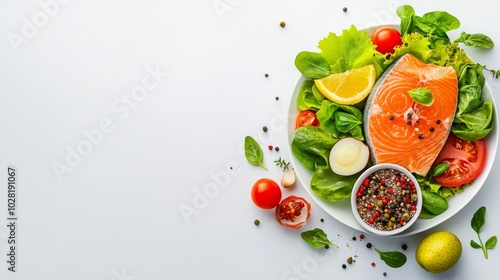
[316,100,364,140]
[301,228,338,249]
[295,51,332,79]
[422,11,460,32]
[244,136,267,170]
[421,189,448,215]
[291,126,338,171]
[470,206,497,259]
[310,167,357,202]
[375,249,407,268]
[408,87,434,106]
[455,32,494,49]
[297,79,324,111]
[396,5,415,35]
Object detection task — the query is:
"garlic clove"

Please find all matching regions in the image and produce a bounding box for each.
[281,170,296,188]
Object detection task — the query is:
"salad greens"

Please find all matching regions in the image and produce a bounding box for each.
[291,4,496,217]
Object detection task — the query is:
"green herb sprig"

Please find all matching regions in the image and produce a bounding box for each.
[274,157,291,172]
[470,206,497,259]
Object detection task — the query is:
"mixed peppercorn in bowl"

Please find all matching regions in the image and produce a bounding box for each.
[351,164,422,236]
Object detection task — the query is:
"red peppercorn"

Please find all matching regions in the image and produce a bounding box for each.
[359,234,365,239]
[369,219,375,224]
[363,178,370,187]
[268,145,273,150]
[371,262,376,267]
[379,179,385,185]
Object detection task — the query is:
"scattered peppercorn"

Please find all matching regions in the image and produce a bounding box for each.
[418,133,425,139]
[359,234,365,239]
[371,262,376,267]
[347,257,353,264]
[254,219,260,226]
[274,146,280,152]
[262,126,268,132]
[275,96,279,100]
[436,119,441,124]
[324,244,329,249]
[407,113,412,119]
[279,21,286,28]
[366,243,372,248]
[343,7,348,12]
[342,264,347,269]
[406,120,412,125]
[264,73,269,78]
[429,127,435,132]
[320,218,324,222]
[389,115,394,121]
[268,145,273,150]
[352,236,357,241]
[383,272,387,277]
[402,244,408,250]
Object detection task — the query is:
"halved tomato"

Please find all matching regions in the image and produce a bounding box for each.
[295,110,319,129]
[275,195,311,228]
[432,133,487,187]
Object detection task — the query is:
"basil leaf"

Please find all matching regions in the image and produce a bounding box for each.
[455,32,494,49]
[301,228,338,248]
[430,163,449,177]
[408,87,434,106]
[335,111,361,133]
[375,249,407,268]
[244,136,267,170]
[471,206,486,234]
[294,51,332,79]
[470,240,481,249]
[485,236,497,250]
[310,167,357,202]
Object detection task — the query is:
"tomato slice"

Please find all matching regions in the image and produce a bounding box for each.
[432,133,487,187]
[275,195,311,228]
[371,27,403,54]
[251,178,282,209]
[295,110,319,129]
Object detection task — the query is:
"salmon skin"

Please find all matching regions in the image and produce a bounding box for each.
[364,54,458,176]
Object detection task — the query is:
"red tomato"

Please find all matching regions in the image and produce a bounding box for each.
[432,133,487,187]
[371,27,403,54]
[275,195,311,229]
[295,110,319,129]
[251,178,282,209]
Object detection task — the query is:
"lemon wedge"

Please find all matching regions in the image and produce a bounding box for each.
[315,64,376,105]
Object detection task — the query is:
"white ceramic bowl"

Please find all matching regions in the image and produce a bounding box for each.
[350,163,422,236]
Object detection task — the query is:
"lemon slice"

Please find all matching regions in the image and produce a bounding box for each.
[315,64,376,105]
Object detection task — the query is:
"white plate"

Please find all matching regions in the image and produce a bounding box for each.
[287,25,499,237]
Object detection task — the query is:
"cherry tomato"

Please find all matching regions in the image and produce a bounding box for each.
[275,195,311,228]
[295,110,319,129]
[371,27,403,54]
[432,133,487,187]
[251,178,282,209]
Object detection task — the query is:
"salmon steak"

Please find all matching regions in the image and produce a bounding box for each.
[364,54,458,176]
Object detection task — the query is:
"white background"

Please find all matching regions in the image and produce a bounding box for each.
[1,0,499,279]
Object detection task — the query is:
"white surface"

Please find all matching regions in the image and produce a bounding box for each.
[0,1,499,279]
